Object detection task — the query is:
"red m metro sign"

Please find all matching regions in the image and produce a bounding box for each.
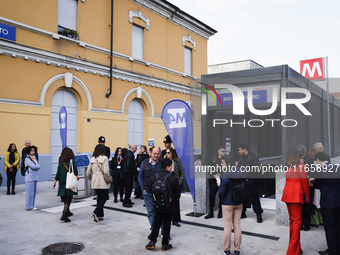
[300,58,324,80]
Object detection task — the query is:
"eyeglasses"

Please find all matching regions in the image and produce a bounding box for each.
[166,151,171,154]
[220,150,226,153]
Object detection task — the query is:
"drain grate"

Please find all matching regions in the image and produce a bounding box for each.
[42,242,84,255]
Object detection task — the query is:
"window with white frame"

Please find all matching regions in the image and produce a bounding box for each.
[132,24,144,59]
[184,47,192,75]
[58,0,77,31]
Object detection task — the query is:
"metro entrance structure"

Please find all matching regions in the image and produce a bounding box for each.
[199,65,340,223]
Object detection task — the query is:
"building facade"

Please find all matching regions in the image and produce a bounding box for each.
[0,0,216,182]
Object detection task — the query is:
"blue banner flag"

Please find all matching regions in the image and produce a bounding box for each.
[59,106,67,149]
[161,100,195,202]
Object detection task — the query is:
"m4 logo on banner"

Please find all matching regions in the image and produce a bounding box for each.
[300,58,324,80]
[168,108,187,129]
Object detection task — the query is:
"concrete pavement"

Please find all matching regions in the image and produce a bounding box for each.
[0,181,328,255]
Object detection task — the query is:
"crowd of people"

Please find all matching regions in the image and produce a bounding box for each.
[2,137,340,254]
[205,142,339,255]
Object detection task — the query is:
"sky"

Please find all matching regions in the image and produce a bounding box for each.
[170,0,340,78]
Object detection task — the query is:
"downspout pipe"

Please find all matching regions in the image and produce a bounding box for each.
[106,0,114,98]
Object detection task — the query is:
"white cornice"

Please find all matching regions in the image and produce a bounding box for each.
[0,16,201,81]
[0,40,201,97]
[182,35,196,51]
[132,0,216,40]
[129,11,150,30]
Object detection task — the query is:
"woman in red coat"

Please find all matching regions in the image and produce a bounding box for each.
[281,151,310,255]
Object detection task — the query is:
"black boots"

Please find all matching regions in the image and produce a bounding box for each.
[60,211,71,222]
[65,209,73,217]
[217,210,223,218]
[204,211,214,219]
[256,213,263,223]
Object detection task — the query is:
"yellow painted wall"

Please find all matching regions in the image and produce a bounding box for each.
[0,0,210,156]
[0,104,51,155]
[0,0,58,32]
[1,0,208,82]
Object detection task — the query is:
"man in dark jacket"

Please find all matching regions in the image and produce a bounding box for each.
[161,135,173,158]
[122,144,137,207]
[205,146,234,219]
[139,146,162,230]
[145,158,181,251]
[21,140,39,169]
[21,140,39,181]
[238,144,263,223]
[98,136,110,159]
[314,152,340,255]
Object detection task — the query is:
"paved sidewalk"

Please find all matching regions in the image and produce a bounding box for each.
[0,181,327,255]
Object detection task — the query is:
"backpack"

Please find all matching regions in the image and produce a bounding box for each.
[152,172,173,211]
[231,179,245,203]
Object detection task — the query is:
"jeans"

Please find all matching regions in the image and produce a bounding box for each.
[26,181,37,209]
[144,191,156,230]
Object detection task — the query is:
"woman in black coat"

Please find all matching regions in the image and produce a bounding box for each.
[109,147,124,203]
[134,145,149,199]
[166,147,185,227]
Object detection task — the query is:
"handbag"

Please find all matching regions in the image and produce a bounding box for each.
[65,159,78,192]
[97,160,112,184]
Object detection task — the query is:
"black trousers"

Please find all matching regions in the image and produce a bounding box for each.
[6,169,17,191]
[112,171,124,200]
[93,189,108,217]
[150,211,173,245]
[134,170,142,197]
[208,181,222,212]
[243,179,263,214]
[123,172,134,204]
[302,187,315,228]
[172,196,181,222]
[321,207,340,255]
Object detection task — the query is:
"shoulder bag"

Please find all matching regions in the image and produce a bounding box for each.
[97,159,112,184]
[65,159,78,192]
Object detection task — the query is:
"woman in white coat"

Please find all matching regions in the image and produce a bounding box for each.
[86,144,110,222]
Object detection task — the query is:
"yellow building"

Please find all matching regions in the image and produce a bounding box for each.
[0,0,216,181]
